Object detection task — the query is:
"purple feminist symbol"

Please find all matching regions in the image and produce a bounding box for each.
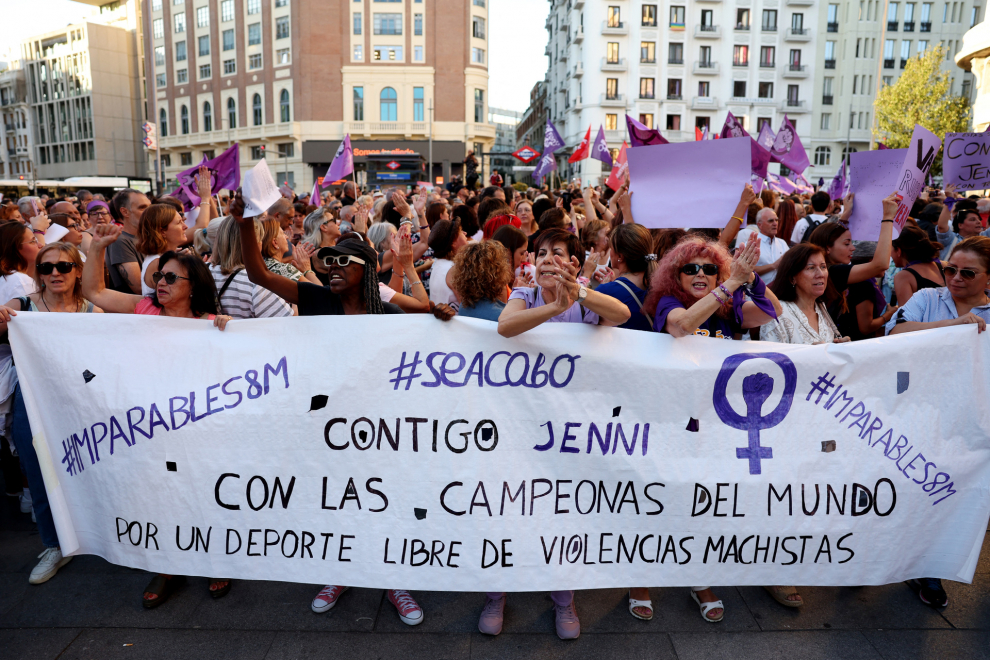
[712,353,797,475]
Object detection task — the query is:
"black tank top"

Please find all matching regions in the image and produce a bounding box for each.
[891,263,944,307]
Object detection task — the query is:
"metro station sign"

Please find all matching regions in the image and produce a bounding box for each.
[513,146,540,164]
[386,161,401,170]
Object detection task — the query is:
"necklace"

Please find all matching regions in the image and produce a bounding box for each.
[40,291,53,313]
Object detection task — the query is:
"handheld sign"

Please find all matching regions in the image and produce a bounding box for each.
[943,132,990,191]
[848,149,906,241]
[891,125,941,234]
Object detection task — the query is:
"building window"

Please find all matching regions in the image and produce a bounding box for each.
[901,39,911,60]
[223,29,235,50]
[733,45,749,65]
[606,77,619,99]
[152,0,161,10]
[161,154,171,167]
[177,68,188,83]
[181,152,193,166]
[759,81,774,97]
[277,142,294,157]
[733,80,747,97]
[181,105,189,134]
[248,23,261,45]
[224,59,236,74]
[204,102,212,131]
[227,97,237,128]
[472,47,485,64]
[276,48,290,64]
[414,86,424,121]
[153,18,164,39]
[196,6,209,27]
[474,88,484,123]
[253,93,262,125]
[247,0,260,15]
[642,4,657,26]
[415,14,423,35]
[199,64,211,79]
[639,113,654,128]
[159,108,168,136]
[668,42,683,64]
[641,41,656,63]
[221,0,234,22]
[354,45,363,61]
[608,6,622,27]
[737,8,751,28]
[249,53,262,69]
[199,35,210,56]
[381,87,398,121]
[760,46,775,66]
[790,49,802,68]
[280,89,290,122]
[607,42,619,63]
[250,146,265,160]
[474,0,485,5]
[375,13,403,35]
[918,40,928,53]
[414,45,424,61]
[354,13,362,35]
[276,0,287,6]
[176,40,187,61]
[639,78,655,99]
[276,17,290,39]
[666,114,681,130]
[373,45,402,60]
[827,40,838,60]
[202,150,216,160]
[814,146,831,165]
[787,84,800,105]
[763,9,778,30]
[696,117,711,131]
[698,81,710,96]
[821,113,831,130]
[174,12,185,33]
[154,46,165,66]
[605,114,618,130]
[667,78,682,99]
[472,16,486,38]
[669,5,685,27]
[354,86,364,120]
[156,72,166,87]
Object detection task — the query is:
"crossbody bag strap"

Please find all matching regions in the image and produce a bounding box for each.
[216,268,243,314]
[612,278,654,329]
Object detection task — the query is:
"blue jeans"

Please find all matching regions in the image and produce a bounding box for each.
[12,384,59,548]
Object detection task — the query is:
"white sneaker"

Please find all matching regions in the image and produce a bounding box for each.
[19,488,31,514]
[29,547,71,585]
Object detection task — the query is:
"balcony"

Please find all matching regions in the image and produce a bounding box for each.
[668,57,684,65]
[920,21,931,31]
[735,24,751,31]
[692,95,719,110]
[785,0,814,5]
[574,0,584,7]
[573,25,584,43]
[573,62,584,77]
[601,57,628,71]
[759,61,776,68]
[884,58,895,68]
[160,122,298,148]
[781,99,810,113]
[785,27,812,41]
[600,93,627,107]
[827,21,839,31]
[887,21,898,31]
[694,24,721,38]
[903,21,915,31]
[900,58,908,69]
[783,64,809,78]
[763,24,778,31]
[693,60,720,74]
[822,94,834,105]
[732,59,750,68]
[602,20,629,35]
[559,51,568,62]
[825,59,836,68]
[667,93,683,101]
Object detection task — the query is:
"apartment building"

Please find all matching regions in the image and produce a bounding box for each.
[956,11,990,130]
[809,0,981,179]
[148,0,495,191]
[489,106,522,182]
[0,63,34,180]
[538,0,817,182]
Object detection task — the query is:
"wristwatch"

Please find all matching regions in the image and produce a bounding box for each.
[576,286,589,303]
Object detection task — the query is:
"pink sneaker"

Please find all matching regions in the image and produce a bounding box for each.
[388,589,424,626]
[311,585,348,613]
[555,600,580,640]
[478,595,505,635]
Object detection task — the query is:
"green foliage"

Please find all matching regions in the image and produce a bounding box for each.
[512,182,529,192]
[873,44,971,175]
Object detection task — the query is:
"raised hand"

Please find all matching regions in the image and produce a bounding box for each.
[881,191,900,220]
[391,190,412,217]
[291,241,315,272]
[740,183,757,206]
[91,222,123,249]
[729,232,761,286]
[393,225,415,269]
[196,164,212,200]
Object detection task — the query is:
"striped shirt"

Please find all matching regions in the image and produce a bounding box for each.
[209,264,292,319]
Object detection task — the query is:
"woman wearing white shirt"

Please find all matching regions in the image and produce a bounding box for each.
[427,218,468,308]
[139,204,189,296]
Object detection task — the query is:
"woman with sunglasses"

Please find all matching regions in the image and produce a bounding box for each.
[936,185,990,260]
[642,231,780,623]
[299,207,341,285]
[138,204,190,296]
[885,236,990,609]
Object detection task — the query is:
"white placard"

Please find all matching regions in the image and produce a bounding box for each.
[242,160,282,218]
[848,149,906,241]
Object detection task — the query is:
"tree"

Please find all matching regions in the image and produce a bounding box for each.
[873,44,971,175]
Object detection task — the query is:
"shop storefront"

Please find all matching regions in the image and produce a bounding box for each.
[303,140,467,189]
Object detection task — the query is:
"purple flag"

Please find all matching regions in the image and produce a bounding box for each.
[757,124,776,152]
[766,173,794,194]
[720,112,750,139]
[532,150,558,182]
[827,159,846,199]
[878,142,890,150]
[543,119,565,154]
[324,135,354,185]
[750,138,770,179]
[591,125,613,168]
[750,174,765,196]
[771,116,810,173]
[309,178,322,207]
[175,143,241,207]
[793,173,813,193]
[625,115,668,147]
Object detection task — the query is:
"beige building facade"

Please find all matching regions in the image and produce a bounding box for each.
[956,17,990,130]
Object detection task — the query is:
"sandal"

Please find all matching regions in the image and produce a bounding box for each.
[764,585,803,608]
[628,597,654,621]
[209,578,232,599]
[690,590,724,623]
[142,574,186,609]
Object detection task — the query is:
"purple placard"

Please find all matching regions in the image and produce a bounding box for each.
[847,149,907,241]
[891,125,941,233]
[943,132,990,191]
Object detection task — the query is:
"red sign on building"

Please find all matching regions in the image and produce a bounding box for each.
[513,146,540,164]
[386,161,401,170]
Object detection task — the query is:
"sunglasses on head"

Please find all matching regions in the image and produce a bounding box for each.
[37,261,75,275]
[681,263,719,277]
[152,271,191,285]
[323,255,366,268]
[944,265,985,281]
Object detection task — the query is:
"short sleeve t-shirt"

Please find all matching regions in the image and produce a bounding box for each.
[654,295,739,339]
[508,286,599,324]
[595,277,652,331]
[107,231,142,293]
[210,265,293,320]
[296,281,404,316]
[459,298,506,321]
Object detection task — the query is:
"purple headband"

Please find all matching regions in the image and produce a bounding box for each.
[86,200,110,213]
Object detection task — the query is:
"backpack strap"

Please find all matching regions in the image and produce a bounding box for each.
[612,278,654,329]
[216,268,243,314]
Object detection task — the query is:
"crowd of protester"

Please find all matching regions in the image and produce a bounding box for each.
[1,167,988,640]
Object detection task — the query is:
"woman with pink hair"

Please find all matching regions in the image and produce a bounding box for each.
[642,232,781,623]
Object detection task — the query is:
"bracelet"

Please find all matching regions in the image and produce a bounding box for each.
[32,229,44,235]
[711,288,729,304]
[731,216,745,224]
[411,280,424,287]
[301,269,314,277]
[881,219,894,223]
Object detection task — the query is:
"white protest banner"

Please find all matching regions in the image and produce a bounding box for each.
[891,125,941,234]
[10,315,990,592]
[628,138,750,229]
[943,132,990,191]
[848,149,907,241]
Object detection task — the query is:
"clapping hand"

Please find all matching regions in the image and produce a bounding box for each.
[291,242,315,272]
[729,231,761,286]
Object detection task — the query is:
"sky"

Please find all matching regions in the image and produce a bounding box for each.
[0,0,548,114]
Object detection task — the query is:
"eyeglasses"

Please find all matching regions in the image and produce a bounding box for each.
[323,255,366,268]
[37,261,75,275]
[944,265,986,281]
[90,209,110,216]
[152,271,191,285]
[681,263,719,277]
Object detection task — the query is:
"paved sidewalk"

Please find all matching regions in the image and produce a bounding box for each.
[2,498,989,659]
